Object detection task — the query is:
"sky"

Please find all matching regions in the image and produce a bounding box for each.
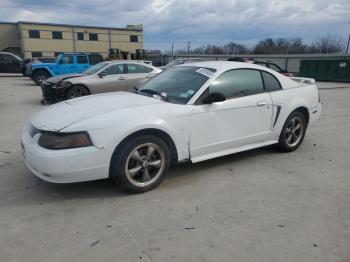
[0,0,349,51]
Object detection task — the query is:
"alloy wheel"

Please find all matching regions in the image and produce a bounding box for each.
[125,143,166,187]
[285,116,304,147]
[68,86,89,98]
[37,75,47,83]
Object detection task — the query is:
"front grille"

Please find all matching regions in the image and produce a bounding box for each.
[40,82,66,101]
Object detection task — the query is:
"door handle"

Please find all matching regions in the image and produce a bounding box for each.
[118,77,126,80]
[257,101,267,106]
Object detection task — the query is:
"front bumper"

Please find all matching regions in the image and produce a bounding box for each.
[41,82,68,102]
[21,125,109,183]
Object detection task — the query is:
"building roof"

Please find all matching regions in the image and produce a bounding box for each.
[0,21,143,31]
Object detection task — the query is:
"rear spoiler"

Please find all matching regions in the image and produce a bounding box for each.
[289,77,315,84]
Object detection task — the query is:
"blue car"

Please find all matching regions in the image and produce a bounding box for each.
[30,53,103,85]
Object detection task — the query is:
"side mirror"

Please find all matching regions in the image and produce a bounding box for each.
[98,72,107,78]
[202,92,226,104]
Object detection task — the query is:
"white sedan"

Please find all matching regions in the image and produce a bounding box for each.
[22,61,321,193]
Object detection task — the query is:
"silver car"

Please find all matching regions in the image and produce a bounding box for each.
[41,61,162,102]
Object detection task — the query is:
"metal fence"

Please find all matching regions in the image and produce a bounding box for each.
[147,53,350,74]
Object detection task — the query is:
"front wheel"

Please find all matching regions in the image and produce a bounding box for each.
[278,111,307,152]
[110,135,171,193]
[66,85,90,100]
[33,71,51,85]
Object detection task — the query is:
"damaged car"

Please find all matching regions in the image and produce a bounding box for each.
[41,61,162,103]
[22,61,321,193]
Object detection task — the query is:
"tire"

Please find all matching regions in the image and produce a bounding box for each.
[66,85,90,100]
[110,135,171,193]
[277,111,307,152]
[33,70,51,86]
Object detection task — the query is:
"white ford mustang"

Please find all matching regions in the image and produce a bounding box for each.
[21,61,321,193]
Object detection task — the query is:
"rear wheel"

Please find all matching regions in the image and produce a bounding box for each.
[110,135,171,193]
[278,111,307,152]
[66,85,90,99]
[33,70,50,85]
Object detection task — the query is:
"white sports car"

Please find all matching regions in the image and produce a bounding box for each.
[21,61,321,193]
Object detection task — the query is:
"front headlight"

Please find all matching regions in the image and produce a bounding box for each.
[38,131,93,150]
[54,81,71,89]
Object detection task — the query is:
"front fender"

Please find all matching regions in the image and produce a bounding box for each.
[62,113,191,163]
[33,66,54,76]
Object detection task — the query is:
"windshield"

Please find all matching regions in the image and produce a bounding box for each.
[83,62,109,74]
[165,59,185,67]
[137,66,215,104]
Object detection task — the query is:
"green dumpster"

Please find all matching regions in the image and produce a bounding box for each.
[299,59,350,82]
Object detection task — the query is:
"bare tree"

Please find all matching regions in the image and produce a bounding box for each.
[253,38,275,54]
[288,38,308,54]
[223,42,248,55]
[309,35,345,54]
[204,45,225,54]
[171,35,345,56]
[253,38,308,54]
[192,45,206,54]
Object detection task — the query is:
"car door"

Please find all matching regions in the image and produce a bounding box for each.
[89,63,127,94]
[125,63,152,91]
[189,69,273,160]
[55,55,75,74]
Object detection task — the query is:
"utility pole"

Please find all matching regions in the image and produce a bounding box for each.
[186,41,191,54]
[171,42,174,55]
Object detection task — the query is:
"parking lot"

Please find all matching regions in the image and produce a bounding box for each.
[1,76,350,262]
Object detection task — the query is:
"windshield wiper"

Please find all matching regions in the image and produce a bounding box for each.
[138,89,169,101]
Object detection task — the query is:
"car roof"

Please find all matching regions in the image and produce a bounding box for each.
[0,52,22,60]
[0,51,18,56]
[104,60,154,66]
[178,61,271,72]
[180,61,300,90]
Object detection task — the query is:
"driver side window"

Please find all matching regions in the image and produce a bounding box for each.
[102,64,125,75]
[209,69,264,99]
[60,56,73,64]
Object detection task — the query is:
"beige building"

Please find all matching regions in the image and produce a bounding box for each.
[0,21,144,58]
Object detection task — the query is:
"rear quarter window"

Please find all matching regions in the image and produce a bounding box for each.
[268,63,282,72]
[261,71,282,91]
[145,66,153,73]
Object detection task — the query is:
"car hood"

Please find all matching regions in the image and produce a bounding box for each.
[30,92,163,131]
[45,73,88,84]
[31,62,55,68]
